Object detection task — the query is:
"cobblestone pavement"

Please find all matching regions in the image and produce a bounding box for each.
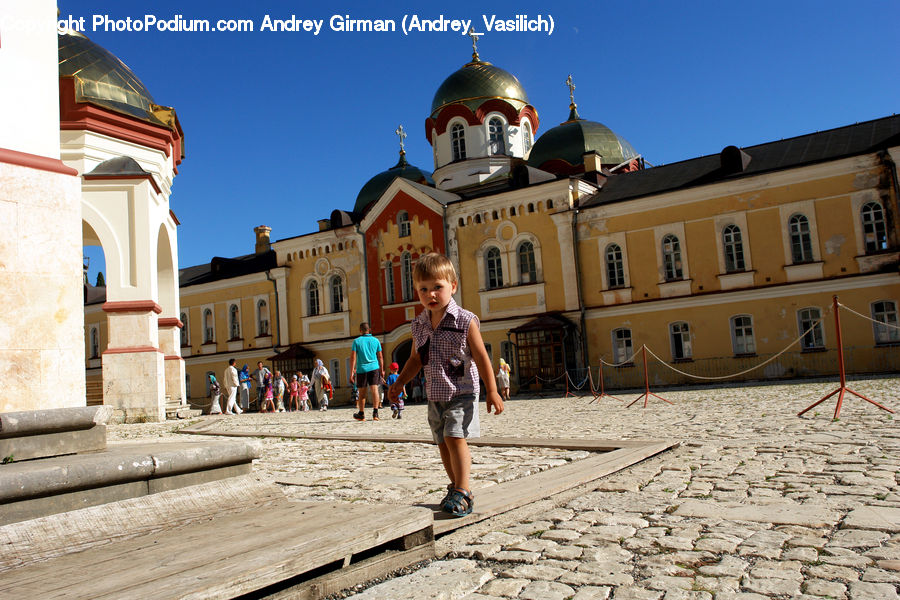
[108,376,900,599]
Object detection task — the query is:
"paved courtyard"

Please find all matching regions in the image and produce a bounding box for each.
[109,376,900,599]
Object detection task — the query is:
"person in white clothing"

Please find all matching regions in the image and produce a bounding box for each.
[224,358,242,415]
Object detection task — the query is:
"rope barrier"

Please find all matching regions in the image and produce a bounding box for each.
[838,301,900,331]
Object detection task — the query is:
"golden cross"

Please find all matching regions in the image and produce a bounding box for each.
[395,124,407,152]
[468,27,482,60]
[566,74,576,105]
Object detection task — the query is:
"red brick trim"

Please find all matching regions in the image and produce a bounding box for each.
[158,318,184,328]
[102,300,163,314]
[102,345,163,355]
[164,355,184,361]
[0,147,79,176]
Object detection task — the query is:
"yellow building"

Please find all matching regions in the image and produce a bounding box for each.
[86,45,900,411]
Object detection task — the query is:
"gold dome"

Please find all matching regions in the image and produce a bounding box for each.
[430,60,529,118]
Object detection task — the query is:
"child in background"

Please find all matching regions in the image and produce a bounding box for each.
[389,253,503,518]
[299,378,310,411]
[288,375,300,412]
[385,362,405,419]
[261,372,276,413]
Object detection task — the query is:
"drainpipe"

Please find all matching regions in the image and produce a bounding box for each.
[356,224,370,326]
[571,198,589,369]
[265,270,282,348]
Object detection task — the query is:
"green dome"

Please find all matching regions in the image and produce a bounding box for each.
[354,153,435,215]
[58,30,173,128]
[431,60,529,117]
[528,109,638,170]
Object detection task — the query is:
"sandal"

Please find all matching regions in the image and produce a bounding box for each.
[439,483,454,509]
[442,488,474,517]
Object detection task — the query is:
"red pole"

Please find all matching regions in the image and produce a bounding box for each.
[642,345,650,408]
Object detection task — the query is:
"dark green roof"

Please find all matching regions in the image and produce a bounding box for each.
[528,108,638,170]
[354,152,434,215]
[431,60,529,117]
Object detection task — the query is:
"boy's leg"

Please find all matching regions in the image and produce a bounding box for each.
[440,437,471,492]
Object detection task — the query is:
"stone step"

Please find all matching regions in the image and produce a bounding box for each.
[0,438,260,526]
[0,406,111,462]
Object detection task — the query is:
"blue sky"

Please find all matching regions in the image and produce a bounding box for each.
[67,0,900,283]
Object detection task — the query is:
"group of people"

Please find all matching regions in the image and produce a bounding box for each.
[207,359,333,415]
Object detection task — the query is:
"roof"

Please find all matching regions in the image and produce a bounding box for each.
[581,114,900,208]
[354,152,435,215]
[269,343,316,362]
[510,313,577,333]
[179,251,277,287]
[430,59,529,117]
[528,106,639,171]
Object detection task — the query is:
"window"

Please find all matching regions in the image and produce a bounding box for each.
[662,234,683,281]
[90,327,99,358]
[450,123,466,161]
[489,117,506,155]
[330,358,341,388]
[229,304,240,339]
[723,224,745,272]
[605,244,625,288]
[257,300,269,336]
[798,307,825,350]
[872,300,900,344]
[516,329,565,382]
[203,308,214,343]
[612,328,633,364]
[670,322,692,360]
[330,275,344,313]
[861,202,887,253]
[401,252,413,302]
[397,211,411,237]
[523,121,533,154]
[789,214,814,263]
[307,280,320,316]
[731,315,755,355]
[384,261,395,304]
[518,241,536,284]
[486,247,503,289]
[180,311,189,345]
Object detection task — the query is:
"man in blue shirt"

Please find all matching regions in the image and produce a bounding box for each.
[350,322,384,421]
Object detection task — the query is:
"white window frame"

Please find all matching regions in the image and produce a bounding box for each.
[722,224,746,273]
[789,214,814,264]
[384,261,396,304]
[228,303,241,340]
[871,300,900,344]
[730,315,756,355]
[485,246,504,289]
[397,211,411,238]
[861,201,888,254]
[517,240,537,284]
[256,299,269,336]
[605,243,626,288]
[661,234,684,281]
[202,305,215,344]
[797,307,825,350]
[305,279,320,317]
[180,311,189,346]
[450,122,466,161]
[488,116,506,156]
[612,328,633,364]
[401,252,414,302]
[330,275,344,313]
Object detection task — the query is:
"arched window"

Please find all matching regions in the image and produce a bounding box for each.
[789,214,813,263]
[612,328,633,364]
[861,201,887,253]
[722,224,745,272]
[517,241,536,284]
[670,322,692,360]
[229,304,240,339]
[662,234,683,281]
[489,117,506,155]
[384,261,395,304]
[871,300,900,344]
[180,312,189,346]
[307,280,319,316]
[605,244,625,288]
[731,315,755,355]
[397,211,411,237]
[486,247,503,289]
[798,307,824,350]
[523,121,533,154]
[257,300,269,336]
[90,327,99,358]
[450,123,466,161]
[330,275,344,313]
[203,308,214,343]
[401,252,413,302]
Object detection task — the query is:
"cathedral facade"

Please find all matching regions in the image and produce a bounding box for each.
[84,40,900,410]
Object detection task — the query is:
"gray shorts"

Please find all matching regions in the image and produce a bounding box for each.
[427,394,480,445]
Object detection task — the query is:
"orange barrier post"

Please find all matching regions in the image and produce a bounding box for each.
[565,371,575,398]
[798,296,894,419]
[590,363,621,403]
[627,345,673,408]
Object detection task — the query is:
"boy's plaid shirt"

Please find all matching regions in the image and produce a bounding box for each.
[411,298,479,402]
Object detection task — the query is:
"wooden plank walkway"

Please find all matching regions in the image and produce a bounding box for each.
[0,500,434,599]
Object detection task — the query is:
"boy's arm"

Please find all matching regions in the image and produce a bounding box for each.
[467,320,504,415]
[349,349,357,376]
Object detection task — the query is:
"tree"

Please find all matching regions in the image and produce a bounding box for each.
[95,272,105,287]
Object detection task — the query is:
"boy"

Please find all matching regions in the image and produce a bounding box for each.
[385,362,405,419]
[389,253,503,517]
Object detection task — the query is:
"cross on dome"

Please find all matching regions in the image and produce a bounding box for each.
[566,74,576,106]
[467,27,483,61]
[395,124,407,152]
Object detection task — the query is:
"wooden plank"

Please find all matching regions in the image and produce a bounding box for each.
[0,501,433,600]
[269,542,435,600]
[433,441,677,535]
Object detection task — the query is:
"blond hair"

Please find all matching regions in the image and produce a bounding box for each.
[413,253,457,285]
